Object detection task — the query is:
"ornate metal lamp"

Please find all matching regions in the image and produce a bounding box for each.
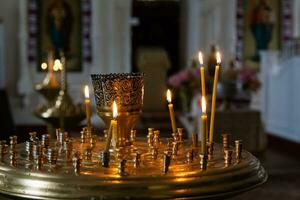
[91,73,144,148]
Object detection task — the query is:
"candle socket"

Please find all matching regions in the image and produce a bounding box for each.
[9,136,17,150]
[29,132,38,142]
[162,153,171,174]
[64,139,73,160]
[130,129,137,143]
[73,155,82,175]
[192,133,198,148]
[133,152,141,168]
[47,148,58,165]
[103,129,108,139]
[101,151,110,168]
[172,132,179,142]
[208,142,214,160]
[9,150,17,167]
[41,134,51,148]
[235,140,243,161]
[33,144,43,160]
[36,155,44,170]
[118,159,127,175]
[84,148,93,161]
[199,154,208,171]
[222,133,230,150]
[224,149,233,166]
[153,130,160,147]
[186,149,194,163]
[85,127,92,140]
[0,141,6,161]
[147,128,154,147]
[172,142,179,157]
[151,147,158,160]
[89,135,97,149]
[177,128,184,142]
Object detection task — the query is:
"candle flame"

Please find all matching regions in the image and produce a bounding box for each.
[53,59,62,71]
[84,85,89,99]
[216,52,221,64]
[112,101,118,118]
[41,63,47,70]
[54,59,61,66]
[201,96,206,114]
[166,89,172,103]
[198,52,203,65]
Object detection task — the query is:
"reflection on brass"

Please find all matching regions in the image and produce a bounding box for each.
[73,152,82,175]
[177,128,184,142]
[192,133,198,148]
[222,133,230,150]
[41,134,51,148]
[47,148,58,165]
[163,153,171,174]
[235,140,243,160]
[91,73,144,150]
[101,151,110,168]
[224,149,233,166]
[9,136,17,149]
[208,142,214,160]
[118,159,126,175]
[29,132,38,142]
[147,128,154,147]
[130,129,137,143]
[199,153,208,171]
[153,130,160,147]
[35,89,85,133]
[133,152,141,168]
[186,149,194,163]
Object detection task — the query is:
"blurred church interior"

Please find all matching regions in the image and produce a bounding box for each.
[0,0,299,199]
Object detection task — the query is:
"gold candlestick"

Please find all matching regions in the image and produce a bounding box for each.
[166,89,177,134]
[198,52,206,97]
[84,85,91,131]
[201,96,207,155]
[209,52,221,143]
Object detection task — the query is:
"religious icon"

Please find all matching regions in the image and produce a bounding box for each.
[38,0,82,72]
[46,0,73,58]
[243,0,280,64]
[249,0,274,61]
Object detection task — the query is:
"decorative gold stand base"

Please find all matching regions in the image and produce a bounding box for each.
[0,138,267,199]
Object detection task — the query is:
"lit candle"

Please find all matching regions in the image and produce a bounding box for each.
[41,63,47,71]
[201,96,207,155]
[105,101,118,151]
[209,52,221,143]
[198,52,206,97]
[111,101,118,148]
[166,89,177,134]
[84,85,91,131]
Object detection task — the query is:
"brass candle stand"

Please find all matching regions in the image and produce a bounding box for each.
[0,73,267,199]
[34,56,85,135]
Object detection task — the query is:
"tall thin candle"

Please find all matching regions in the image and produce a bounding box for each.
[198,52,206,97]
[111,101,118,148]
[166,89,177,134]
[201,96,207,155]
[84,85,91,131]
[209,52,221,143]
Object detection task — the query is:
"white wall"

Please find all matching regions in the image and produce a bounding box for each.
[0,0,19,94]
[260,52,300,143]
[0,23,4,89]
[183,0,236,68]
